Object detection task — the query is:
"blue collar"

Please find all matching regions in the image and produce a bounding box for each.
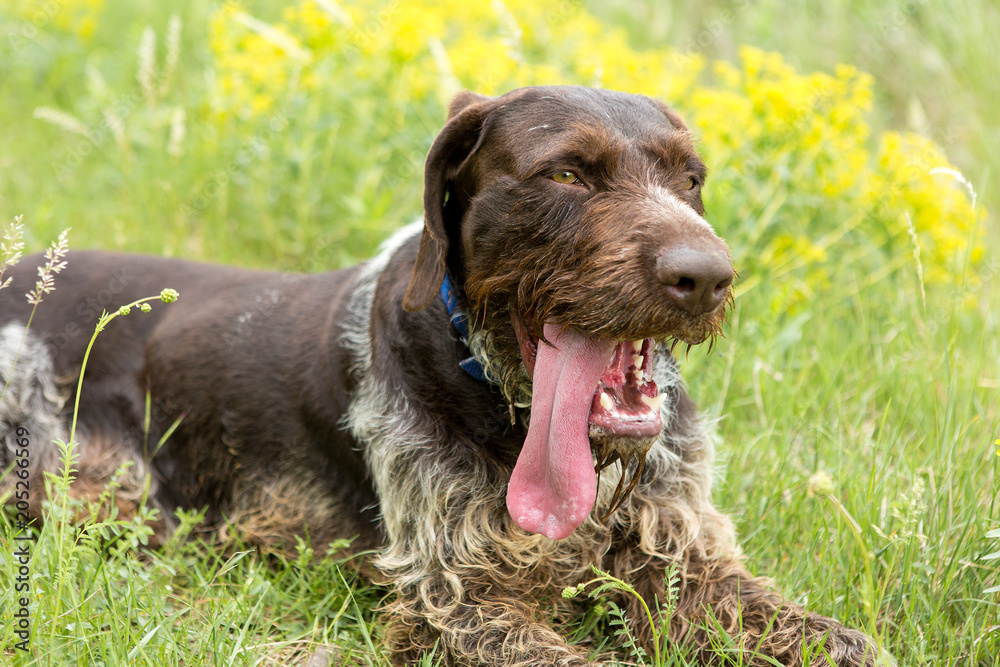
[440,274,494,384]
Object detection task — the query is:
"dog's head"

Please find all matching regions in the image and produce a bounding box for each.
[404,86,734,539]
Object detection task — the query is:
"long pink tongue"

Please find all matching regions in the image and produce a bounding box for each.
[506,323,616,539]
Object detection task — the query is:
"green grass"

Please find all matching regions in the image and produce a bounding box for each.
[2,0,998,665]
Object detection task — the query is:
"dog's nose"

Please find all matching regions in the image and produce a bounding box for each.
[654,245,734,315]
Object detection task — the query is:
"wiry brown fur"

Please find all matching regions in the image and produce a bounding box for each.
[0,86,882,666]
[358,87,880,665]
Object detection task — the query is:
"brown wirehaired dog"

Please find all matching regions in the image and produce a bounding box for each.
[0,86,880,665]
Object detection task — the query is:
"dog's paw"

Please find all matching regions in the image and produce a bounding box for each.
[816,627,888,667]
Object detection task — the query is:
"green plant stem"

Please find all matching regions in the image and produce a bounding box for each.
[823,494,880,645]
[67,296,168,450]
[53,294,176,640]
[578,569,663,666]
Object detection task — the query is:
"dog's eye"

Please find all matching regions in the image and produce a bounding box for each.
[684,177,699,191]
[551,170,583,185]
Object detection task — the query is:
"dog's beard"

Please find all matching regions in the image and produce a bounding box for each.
[464,259,731,537]
[466,313,533,418]
[591,434,654,520]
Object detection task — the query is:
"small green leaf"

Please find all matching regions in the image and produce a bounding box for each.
[216,550,253,577]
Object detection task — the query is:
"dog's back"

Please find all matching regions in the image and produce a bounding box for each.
[0,250,381,549]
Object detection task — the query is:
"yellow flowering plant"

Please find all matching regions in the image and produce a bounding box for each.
[206,0,982,298]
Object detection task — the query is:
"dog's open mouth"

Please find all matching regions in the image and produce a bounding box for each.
[507,316,664,539]
[588,338,663,438]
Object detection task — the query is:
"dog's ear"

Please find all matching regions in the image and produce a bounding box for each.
[650,98,689,132]
[403,91,493,312]
[447,90,490,119]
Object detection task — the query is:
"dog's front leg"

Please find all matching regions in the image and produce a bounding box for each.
[368,446,595,666]
[607,503,879,666]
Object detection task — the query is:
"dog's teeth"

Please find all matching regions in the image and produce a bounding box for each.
[631,339,644,353]
[634,370,644,383]
[640,393,666,411]
[599,391,614,411]
[632,354,644,369]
